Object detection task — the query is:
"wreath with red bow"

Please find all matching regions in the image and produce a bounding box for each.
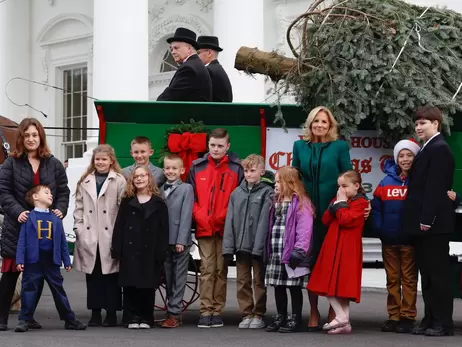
[158,119,210,181]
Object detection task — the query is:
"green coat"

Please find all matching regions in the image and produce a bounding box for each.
[292,139,352,263]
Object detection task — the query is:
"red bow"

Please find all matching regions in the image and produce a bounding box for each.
[167,132,207,181]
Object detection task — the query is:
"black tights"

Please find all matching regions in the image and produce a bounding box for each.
[274,286,303,317]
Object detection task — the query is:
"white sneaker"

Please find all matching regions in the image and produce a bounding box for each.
[249,316,266,329]
[139,323,150,329]
[128,323,140,329]
[238,315,253,329]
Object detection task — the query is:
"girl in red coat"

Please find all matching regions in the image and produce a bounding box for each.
[307,170,368,334]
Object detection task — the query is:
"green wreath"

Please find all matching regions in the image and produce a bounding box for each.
[157,119,210,165]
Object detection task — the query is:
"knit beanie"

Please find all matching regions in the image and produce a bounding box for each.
[393,138,420,163]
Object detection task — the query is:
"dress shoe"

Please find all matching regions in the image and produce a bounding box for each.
[425,325,454,337]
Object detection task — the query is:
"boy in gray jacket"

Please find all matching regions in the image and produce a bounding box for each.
[223,154,273,329]
[160,155,194,328]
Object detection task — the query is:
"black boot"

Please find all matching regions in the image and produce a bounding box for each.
[88,309,102,327]
[279,314,302,333]
[265,314,286,332]
[103,311,117,327]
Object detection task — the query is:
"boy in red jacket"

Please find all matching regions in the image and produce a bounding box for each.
[186,128,244,328]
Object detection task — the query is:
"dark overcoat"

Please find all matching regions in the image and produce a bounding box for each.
[207,60,233,102]
[111,195,169,289]
[157,54,212,102]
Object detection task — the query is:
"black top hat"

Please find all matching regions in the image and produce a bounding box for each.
[166,28,199,50]
[197,36,223,52]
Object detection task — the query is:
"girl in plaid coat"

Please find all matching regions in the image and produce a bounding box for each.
[264,166,314,333]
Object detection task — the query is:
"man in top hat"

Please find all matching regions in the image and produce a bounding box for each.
[197,36,233,102]
[157,28,212,102]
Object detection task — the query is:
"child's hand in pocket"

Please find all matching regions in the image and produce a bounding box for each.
[448,190,456,201]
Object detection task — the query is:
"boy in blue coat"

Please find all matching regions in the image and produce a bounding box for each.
[372,139,460,334]
[14,185,86,332]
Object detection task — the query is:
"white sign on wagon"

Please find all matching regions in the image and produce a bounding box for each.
[265,128,394,199]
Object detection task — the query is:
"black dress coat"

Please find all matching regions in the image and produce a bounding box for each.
[207,60,233,102]
[402,134,455,236]
[157,54,212,102]
[111,195,169,289]
[0,155,69,258]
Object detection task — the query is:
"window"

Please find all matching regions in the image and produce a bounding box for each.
[62,66,87,160]
[160,50,177,73]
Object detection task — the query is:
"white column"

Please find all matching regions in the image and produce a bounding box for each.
[0,0,30,121]
[86,0,149,154]
[213,0,265,103]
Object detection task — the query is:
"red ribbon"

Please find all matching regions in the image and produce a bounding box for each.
[167,132,207,181]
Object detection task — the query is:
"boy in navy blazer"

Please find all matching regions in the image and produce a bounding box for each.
[14,185,86,332]
[160,155,194,328]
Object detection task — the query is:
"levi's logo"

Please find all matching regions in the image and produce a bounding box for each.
[383,186,407,200]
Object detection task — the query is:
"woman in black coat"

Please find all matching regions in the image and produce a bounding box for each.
[111,165,169,328]
[0,118,69,331]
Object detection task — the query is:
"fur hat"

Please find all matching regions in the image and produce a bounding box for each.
[393,138,420,163]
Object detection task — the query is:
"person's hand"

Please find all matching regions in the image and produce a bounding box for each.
[337,187,347,201]
[364,201,371,220]
[448,190,457,201]
[65,266,72,272]
[420,224,430,231]
[16,264,24,272]
[52,209,63,219]
[175,244,185,253]
[18,211,29,223]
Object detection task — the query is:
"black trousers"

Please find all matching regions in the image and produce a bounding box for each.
[413,234,453,329]
[274,286,303,319]
[85,248,121,311]
[123,287,154,325]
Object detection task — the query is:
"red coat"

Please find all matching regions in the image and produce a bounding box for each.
[307,194,368,303]
[186,152,244,238]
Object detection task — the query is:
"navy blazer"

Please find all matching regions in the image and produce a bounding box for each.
[16,210,71,268]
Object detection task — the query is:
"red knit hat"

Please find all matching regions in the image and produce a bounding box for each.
[393,138,420,163]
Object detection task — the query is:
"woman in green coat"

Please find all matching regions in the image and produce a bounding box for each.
[292,106,352,331]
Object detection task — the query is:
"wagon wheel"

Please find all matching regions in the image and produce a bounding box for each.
[154,253,200,312]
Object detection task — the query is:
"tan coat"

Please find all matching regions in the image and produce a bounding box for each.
[73,170,126,275]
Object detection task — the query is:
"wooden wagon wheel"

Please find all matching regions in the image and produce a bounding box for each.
[155,253,200,312]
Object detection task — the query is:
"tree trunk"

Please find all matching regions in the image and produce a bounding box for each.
[234,46,297,82]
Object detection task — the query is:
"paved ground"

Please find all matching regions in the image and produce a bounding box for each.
[2,270,462,347]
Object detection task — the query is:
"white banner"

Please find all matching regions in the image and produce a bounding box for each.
[265,128,394,199]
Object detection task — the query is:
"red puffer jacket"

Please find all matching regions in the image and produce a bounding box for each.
[187,152,244,238]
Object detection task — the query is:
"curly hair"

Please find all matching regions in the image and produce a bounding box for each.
[124,165,162,199]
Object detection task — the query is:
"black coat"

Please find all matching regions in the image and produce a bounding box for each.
[0,155,69,258]
[111,195,169,289]
[207,60,233,102]
[157,54,212,102]
[402,134,455,236]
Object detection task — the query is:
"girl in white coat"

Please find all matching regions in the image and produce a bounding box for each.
[73,144,126,327]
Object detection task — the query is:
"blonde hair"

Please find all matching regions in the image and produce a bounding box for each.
[241,154,265,169]
[276,166,315,214]
[76,144,122,192]
[339,170,365,195]
[302,106,339,142]
[124,165,162,199]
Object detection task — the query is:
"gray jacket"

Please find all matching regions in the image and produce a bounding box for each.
[223,180,273,257]
[122,162,166,187]
[161,180,194,246]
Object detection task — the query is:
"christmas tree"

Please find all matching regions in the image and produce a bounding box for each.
[234,0,462,140]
